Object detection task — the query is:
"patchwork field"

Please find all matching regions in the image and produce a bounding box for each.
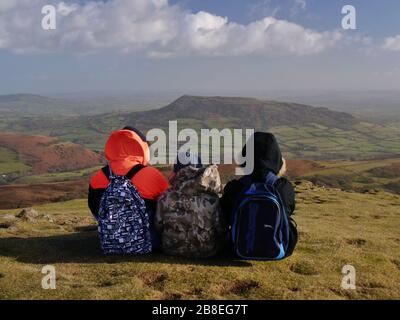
[0,132,103,188]
[293,157,400,195]
[0,133,103,175]
[270,122,400,159]
[11,167,102,185]
[0,182,399,300]
[0,147,31,176]
[3,96,400,159]
[1,157,399,211]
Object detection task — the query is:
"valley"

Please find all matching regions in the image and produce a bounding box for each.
[2,96,399,159]
[0,94,399,300]
[0,94,399,208]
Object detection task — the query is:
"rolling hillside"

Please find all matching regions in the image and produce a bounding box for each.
[0,94,164,117]
[0,96,399,300]
[0,132,104,207]
[220,156,400,196]
[0,94,81,116]
[0,133,103,177]
[122,95,358,130]
[2,95,400,159]
[292,157,400,195]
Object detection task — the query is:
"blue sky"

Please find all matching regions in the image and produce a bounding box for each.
[171,0,400,37]
[0,0,399,95]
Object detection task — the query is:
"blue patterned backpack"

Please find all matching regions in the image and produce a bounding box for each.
[97,165,152,255]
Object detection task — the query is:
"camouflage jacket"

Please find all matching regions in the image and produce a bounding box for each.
[155,165,227,258]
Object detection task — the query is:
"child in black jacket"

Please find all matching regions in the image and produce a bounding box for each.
[220,132,298,257]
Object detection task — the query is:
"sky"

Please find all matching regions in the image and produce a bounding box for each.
[0,0,399,95]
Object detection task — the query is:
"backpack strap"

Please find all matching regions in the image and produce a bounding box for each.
[101,164,146,180]
[125,164,146,180]
[265,171,278,187]
[101,165,112,179]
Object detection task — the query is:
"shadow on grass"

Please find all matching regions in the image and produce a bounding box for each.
[0,231,251,267]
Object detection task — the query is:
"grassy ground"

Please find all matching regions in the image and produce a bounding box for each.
[0,181,399,300]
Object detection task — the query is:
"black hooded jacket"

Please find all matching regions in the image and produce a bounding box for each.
[220,132,297,256]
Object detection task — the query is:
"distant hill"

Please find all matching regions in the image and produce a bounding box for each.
[2,95,400,160]
[0,95,361,132]
[0,94,81,116]
[0,94,55,104]
[0,93,163,116]
[121,95,358,131]
[266,90,400,122]
[0,132,103,176]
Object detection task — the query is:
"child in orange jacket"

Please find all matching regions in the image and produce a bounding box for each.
[88,127,169,247]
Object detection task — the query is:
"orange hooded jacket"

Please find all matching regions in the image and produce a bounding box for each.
[88,129,168,217]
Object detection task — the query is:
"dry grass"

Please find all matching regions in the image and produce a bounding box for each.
[0,181,399,300]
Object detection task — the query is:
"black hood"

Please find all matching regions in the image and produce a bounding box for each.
[242,132,283,180]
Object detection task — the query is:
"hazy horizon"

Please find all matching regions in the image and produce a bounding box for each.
[1,1,400,94]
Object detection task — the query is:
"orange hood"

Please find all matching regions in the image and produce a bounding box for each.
[104,129,149,176]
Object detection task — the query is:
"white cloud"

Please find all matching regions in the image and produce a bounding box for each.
[291,0,306,16]
[0,0,23,12]
[0,0,341,57]
[57,2,79,16]
[383,35,400,52]
[295,0,306,11]
[248,0,281,19]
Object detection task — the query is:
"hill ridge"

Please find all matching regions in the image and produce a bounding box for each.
[0,132,103,176]
[124,95,358,130]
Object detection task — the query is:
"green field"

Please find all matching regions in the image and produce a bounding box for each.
[0,147,31,175]
[293,157,400,195]
[0,182,399,300]
[271,123,400,160]
[3,95,400,160]
[5,120,400,161]
[12,167,102,185]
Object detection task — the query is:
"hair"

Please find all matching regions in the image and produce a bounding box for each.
[277,158,287,177]
[122,126,147,143]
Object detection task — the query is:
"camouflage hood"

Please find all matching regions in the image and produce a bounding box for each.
[170,164,223,196]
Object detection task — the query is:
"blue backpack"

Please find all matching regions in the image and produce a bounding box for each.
[97,165,152,255]
[231,172,290,261]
